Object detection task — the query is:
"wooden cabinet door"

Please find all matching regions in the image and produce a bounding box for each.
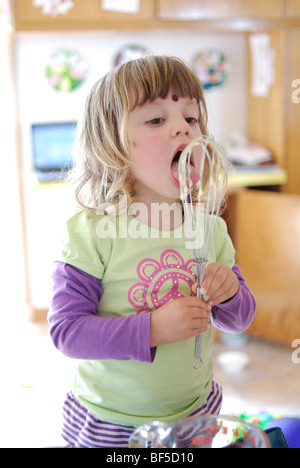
[286,0,300,17]
[13,0,155,30]
[233,189,300,345]
[247,30,285,168]
[236,0,285,17]
[247,28,300,196]
[285,28,300,194]
[157,0,285,20]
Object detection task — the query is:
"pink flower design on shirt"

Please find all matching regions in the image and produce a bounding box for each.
[128,249,197,314]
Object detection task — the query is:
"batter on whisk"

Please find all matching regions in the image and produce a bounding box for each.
[48,55,256,448]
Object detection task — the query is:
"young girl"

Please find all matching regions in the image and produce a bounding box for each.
[48,55,255,448]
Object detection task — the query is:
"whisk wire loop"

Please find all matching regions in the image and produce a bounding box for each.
[179,136,227,369]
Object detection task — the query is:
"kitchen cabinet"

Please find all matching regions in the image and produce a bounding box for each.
[157,0,286,20]
[285,28,300,195]
[247,28,300,195]
[232,189,300,346]
[286,0,300,17]
[13,0,155,31]
[13,0,300,31]
[247,30,285,169]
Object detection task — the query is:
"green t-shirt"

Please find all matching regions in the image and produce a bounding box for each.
[60,209,235,426]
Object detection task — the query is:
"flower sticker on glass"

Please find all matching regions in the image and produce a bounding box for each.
[33,0,74,17]
[45,48,89,92]
[192,49,231,90]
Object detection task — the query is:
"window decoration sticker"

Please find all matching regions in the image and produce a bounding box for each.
[0,0,12,28]
[45,48,89,92]
[191,49,231,90]
[113,44,148,68]
[33,0,74,17]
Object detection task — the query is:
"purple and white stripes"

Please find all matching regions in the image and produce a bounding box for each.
[61,381,222,448]
[62,393,134,448]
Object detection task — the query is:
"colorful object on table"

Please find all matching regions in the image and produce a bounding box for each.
[33,0,74,17]
[113,44,148,67]
[228,411,300,435]
[191,49,230,90]
[45,48,89,92]
[129,414,271,448]
[229,412,284,430]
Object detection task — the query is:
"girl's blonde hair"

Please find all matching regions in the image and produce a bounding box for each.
[71,55,210,211]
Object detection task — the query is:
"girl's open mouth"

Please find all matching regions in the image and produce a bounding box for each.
[171,147,198,187]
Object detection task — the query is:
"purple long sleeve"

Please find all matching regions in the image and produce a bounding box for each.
[48,262,155,362]
[48,262,255,361]
[211,264,256,333]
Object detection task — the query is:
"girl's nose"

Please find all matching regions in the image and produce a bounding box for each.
[172,119,190,137]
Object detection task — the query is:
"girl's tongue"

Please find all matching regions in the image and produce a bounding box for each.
[171,158,198,187]
[171,159,180,182]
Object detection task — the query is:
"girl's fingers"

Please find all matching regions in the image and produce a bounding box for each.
[204,277,237,305]
[195,263,239,306]
[200,263,230,297]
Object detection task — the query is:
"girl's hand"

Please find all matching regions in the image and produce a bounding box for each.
[195,262,239,307]
[150,296,211,347]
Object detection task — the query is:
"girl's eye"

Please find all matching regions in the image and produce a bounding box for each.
[186,117,198,124]
[148,118,164,125]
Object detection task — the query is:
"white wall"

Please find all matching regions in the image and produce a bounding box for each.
[15,29,247,309]
[15,29,247,166]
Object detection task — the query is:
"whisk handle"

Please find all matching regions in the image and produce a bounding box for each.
[194,286,203,368]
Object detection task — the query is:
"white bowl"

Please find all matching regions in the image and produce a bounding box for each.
[216,351,250,373]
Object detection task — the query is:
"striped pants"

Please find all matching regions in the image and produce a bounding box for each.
[62,380,222,448]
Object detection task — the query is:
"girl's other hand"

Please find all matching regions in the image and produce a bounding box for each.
[195,262,239,307]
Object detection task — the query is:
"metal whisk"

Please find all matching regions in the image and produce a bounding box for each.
[178,135,228,369]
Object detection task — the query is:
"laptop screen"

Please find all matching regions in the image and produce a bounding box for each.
[31,122,77,174]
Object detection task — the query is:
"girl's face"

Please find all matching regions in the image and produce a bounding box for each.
[128,89,202,207]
